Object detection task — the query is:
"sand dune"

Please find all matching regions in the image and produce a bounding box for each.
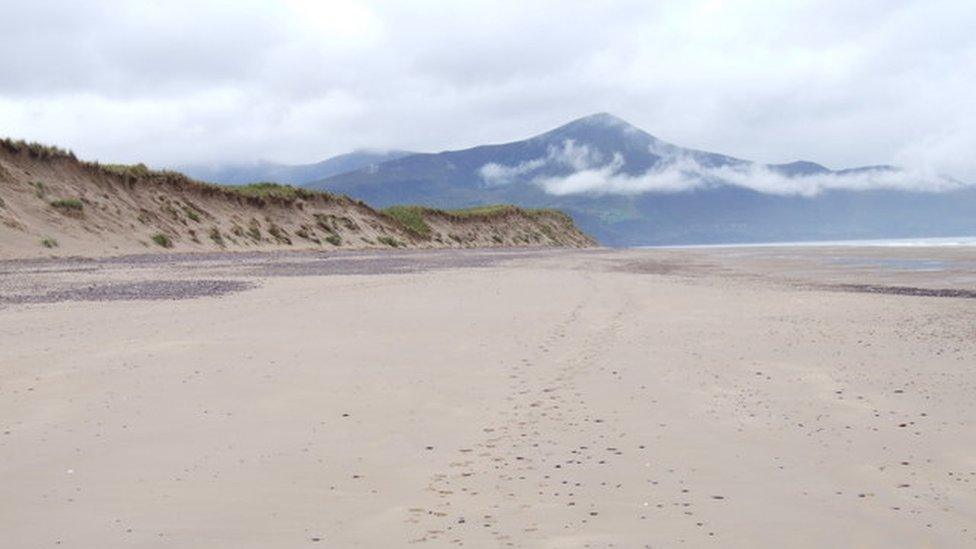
[1,248,974,547]
[0,139,594,260]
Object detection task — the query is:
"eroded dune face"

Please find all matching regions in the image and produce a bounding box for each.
[0,139,595,259]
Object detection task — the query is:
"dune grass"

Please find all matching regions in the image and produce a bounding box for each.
[151,233,173,248]
[382,206,432,237]
[50,198,84,212]
[376,235,405,248]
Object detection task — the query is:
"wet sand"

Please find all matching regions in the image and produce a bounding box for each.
[1,247,974,547]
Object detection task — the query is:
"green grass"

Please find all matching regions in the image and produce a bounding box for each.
[382,206,432,238]
[445,205,562,218]
[40,237,58,248]
[0,138,75,160]
[267,224,291,244]
[232,182,317,201]
[208,227,224,247]
[182,207,201,222]
[151,233,173,248]
[102,163,152,178]
[50,198,84,212]
[29,181,46,198]
[446,205,514,217]
[377,235,405,248]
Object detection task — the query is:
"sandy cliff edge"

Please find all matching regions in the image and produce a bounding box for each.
[0,138,596,259]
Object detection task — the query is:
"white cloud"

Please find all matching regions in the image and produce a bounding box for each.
[0,0,973,183]
[535,155,963,197]
[479,158,546,186]
[480,139,603,185]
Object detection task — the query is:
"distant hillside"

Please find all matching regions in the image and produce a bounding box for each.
[0,139,594,259]
[306,113,976,246]
[179,149,415,186]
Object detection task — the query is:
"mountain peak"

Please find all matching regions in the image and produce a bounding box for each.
[565,112,634,130]
[579,112,626,124]
[535,112,654,149]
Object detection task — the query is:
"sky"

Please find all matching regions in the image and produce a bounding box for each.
[1,0,974,183]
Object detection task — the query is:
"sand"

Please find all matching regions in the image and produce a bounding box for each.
[1,247,974,547]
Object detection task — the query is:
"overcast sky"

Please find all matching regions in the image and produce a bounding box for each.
[1,0,973,181]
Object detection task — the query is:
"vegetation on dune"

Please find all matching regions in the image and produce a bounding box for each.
[445,204,564,219]
[76,157,347,208]
[29,181,46,198]
[376,235,405,248]
[208,227,225,247]
[0,137,76,160]
[232,182,319,201]
[0,136,592,252]
[381,204,565,240]
[382,206,432,237]
[102,163,154,178]
[266,223,291,245]
[182,206,201,222]
[50,198,84,212]
[151,233,173,248]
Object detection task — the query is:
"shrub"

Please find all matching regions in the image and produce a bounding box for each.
[30,181,46,198]
[324,234,341,246]
[208,227,224,247]
[151,233,173,248]
[182,207,201,222]
[377,235,405,248]
[40,237,58,248]
[50,198,84,212]
[267,224,291,244]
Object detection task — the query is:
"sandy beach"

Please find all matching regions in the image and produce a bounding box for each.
[1,247,974,547]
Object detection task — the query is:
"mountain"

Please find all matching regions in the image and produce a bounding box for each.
[305,113,976,246]
[0,138,593,259]
[178,149,414,186]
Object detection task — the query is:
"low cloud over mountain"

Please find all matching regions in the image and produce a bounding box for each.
[307,113,976,246]
[482,138,960,197]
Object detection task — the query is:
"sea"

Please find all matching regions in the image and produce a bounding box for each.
[644,235,976,249]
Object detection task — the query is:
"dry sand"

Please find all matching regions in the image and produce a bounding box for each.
[1,247,974,547]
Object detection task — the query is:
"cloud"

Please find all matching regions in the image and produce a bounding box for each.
[479,158,546,186]
[481,139,964,196]
[0,0,973,182]
[479,140,603,185]
[534,154,963,197]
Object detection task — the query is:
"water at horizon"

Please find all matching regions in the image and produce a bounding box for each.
[642,235,976,249]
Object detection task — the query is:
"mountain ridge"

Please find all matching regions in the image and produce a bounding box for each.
[178,149,415,186]
[304,113,974,246]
